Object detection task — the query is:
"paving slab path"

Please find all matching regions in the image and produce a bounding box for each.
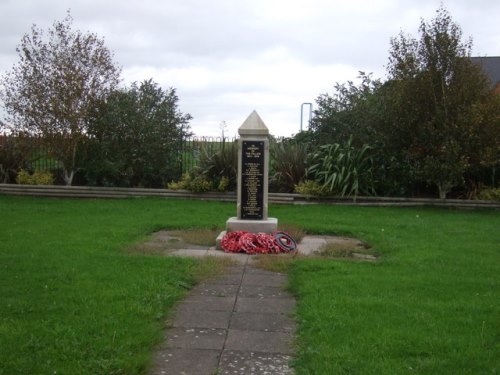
[150,261,296,375]
[146,233,372,374]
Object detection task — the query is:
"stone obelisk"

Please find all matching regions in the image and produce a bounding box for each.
[225,110,278,234]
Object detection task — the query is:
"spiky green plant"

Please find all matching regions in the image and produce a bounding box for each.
[270,141,309,193]
[308,137,373,199]
[199,140,238,191]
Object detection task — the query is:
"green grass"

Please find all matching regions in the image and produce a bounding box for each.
[0,196,234,375]
[276,206,500,374]
[0,196,498,374]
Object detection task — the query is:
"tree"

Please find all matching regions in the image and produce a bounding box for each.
[0,11,120,185]
[84,79,192,187]
[387,6,495,198]
[309,74,413,196]
[310,72,382,147]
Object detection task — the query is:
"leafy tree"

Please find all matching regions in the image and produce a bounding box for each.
[309,6,499,198]
[387,6,496,198]
[0,11,120,185]
[85,79,192,187]
[310,72,382,147]
[309,74,414,196]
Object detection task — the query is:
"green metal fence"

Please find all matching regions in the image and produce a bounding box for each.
[179,136,237,174]
[0,133,236,178]
[0,133,62,182]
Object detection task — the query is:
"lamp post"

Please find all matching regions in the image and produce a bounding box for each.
[300,102,312,132]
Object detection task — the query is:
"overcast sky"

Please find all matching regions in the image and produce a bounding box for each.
[1,0,499,137]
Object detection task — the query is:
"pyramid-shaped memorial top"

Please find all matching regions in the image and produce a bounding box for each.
[238,110,269,136]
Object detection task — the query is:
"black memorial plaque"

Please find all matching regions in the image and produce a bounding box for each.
[240,140,265,220]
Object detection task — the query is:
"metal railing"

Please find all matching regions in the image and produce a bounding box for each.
[0,133,236,175]
[179,136,237,174]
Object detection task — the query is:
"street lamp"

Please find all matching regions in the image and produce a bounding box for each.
[300,103,312,132]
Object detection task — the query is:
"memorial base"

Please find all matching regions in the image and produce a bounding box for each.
[217,217,279,250]
[226,217,278,234]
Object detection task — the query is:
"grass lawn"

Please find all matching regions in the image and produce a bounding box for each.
[0,196,233,375]
[273,205,500,374]
[0,196,499,374]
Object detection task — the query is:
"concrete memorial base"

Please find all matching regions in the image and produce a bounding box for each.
[217,217,278,250]
[225,217,278,233]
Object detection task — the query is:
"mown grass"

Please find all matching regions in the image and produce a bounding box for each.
[0,196,233,375]
[274,206,500,374]
[0,196,498,374]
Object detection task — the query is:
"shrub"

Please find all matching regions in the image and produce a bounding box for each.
[15,169,32,184]
[188,176,213,193]
[294,180,328,197]
[167,169,212,193]
[32,170,54,185]
[308,137,374,199]
[270,141,309,193]
[199,141,237,191]
[217,176,230,192]
[16,169,54,185]
[477,187,500,201]
[167,173,191,190]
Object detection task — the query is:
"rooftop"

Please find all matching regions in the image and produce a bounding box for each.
[471,56,500,86]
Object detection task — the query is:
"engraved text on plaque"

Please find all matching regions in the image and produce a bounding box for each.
[240,140,264,220]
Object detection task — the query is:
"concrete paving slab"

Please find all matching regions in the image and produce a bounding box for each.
[219,350,293,375]
[166,327,227,350]
[244,267,286,275]
[170,249,208,257]
[225,329,294,354]
[181,295,236,310]
[150,263,298,375]
[172,310,232,329]
[220,266,248,278]
[206,250,249,264]
[150,348,220,375]
[238,285,290,299]
[189,282,239,297]
[242,273,288,287]
[208,272,244,285]
[235,297,296,314]
[297,236,328,255]
[230,312,295,333]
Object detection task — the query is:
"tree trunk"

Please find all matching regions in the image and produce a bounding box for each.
[438,182,451,199]
[63,140,78,186]
[63,169,74,186]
